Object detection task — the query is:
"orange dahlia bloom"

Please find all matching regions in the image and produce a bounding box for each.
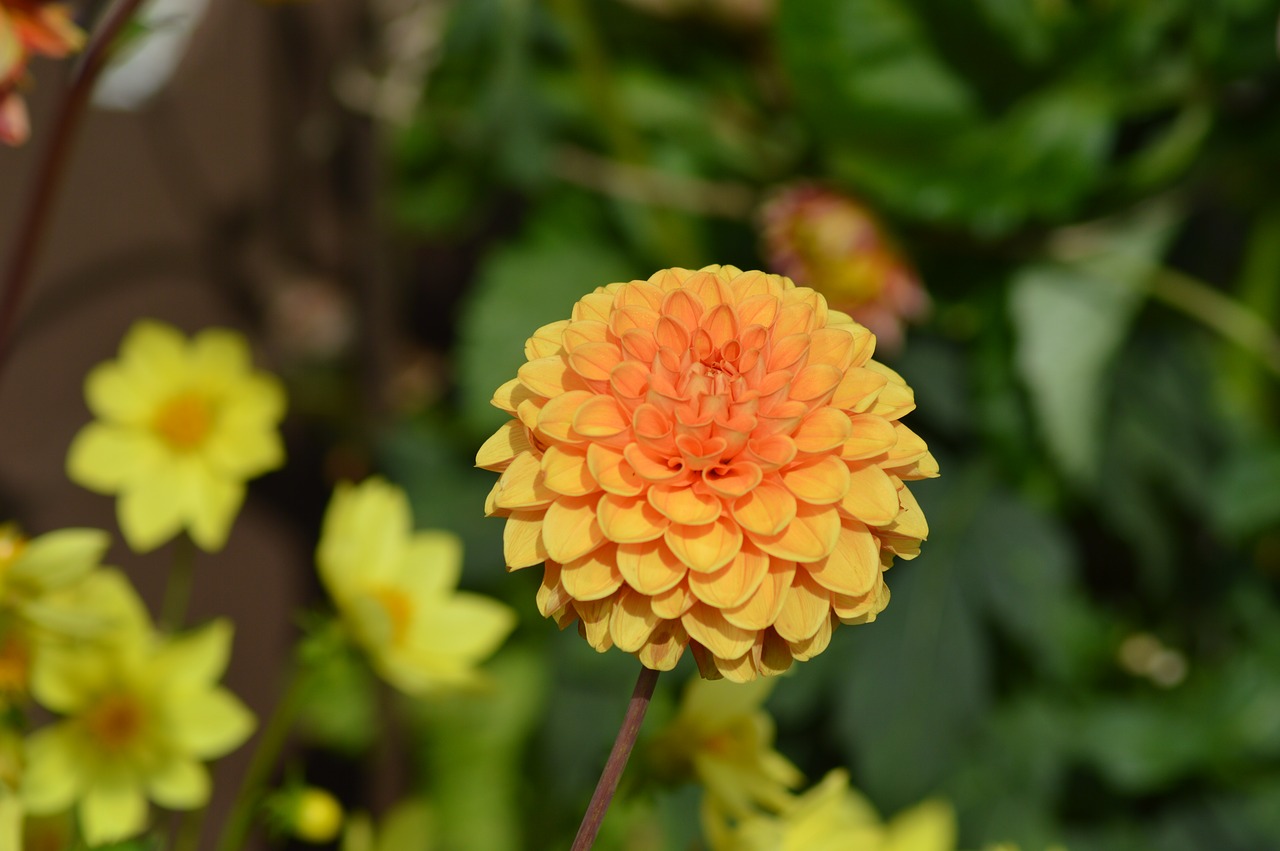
[760,185,929,353]
[477,265,936,682]
[0,0,84,145]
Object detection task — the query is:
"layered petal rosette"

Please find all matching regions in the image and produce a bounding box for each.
[477,265,936,681]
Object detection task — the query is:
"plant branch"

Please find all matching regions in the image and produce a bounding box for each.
[569,665,660,851]
[1149,267,1280,378]
[0,0,148,387]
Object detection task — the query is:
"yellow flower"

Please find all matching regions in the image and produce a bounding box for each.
[67,320,286,553]
[650,677,802,817]
[477,265,936,681]
[0,524,111,704]
[761,185,930,353]
[268,786,345,843]
[317,478,517,696]
[20,572,254,845]
[706,769,955,851]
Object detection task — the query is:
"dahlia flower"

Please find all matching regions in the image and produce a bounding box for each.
[66,320,286,553]
[317,478,516,696]
[760,185,929,352]
[0,0,84,145]
[477,265,935,682]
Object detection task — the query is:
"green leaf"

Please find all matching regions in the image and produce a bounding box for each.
[1009,202,1181,482]
[1209,442,1280,541]
[455,197,637,435]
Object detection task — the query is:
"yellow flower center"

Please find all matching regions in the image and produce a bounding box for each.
[371,586,414,646]
[152,392,214,451]
[83,692,148,753]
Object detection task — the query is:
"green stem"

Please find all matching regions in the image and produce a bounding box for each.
[160,536,196,632]
[1148,267,1280,379]
[569,665,660,851]
[214,667,307,851]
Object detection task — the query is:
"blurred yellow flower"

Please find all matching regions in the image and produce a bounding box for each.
[268,785,345,844]
[67,320,286,553]
[342,798,434,851]
[0,0,83,145]
[317,478,517,696]
[20,573,254,845]
[650,677,802,817]
[0,524,111,705]
[705,768,956,851]
[761,185,930,353]
[478,265,935,681]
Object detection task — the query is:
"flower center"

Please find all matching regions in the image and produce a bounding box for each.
[153,392,213,451]
[83,692,147,753]
[371,586,413,646]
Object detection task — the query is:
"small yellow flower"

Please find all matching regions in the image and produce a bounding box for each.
[705,768,956,851]
[268,786,345,844]
[67,320,286,553]
[20,573,254,845]
[477,265,935,681]
[650,677,802,818]
[317,478,517,696]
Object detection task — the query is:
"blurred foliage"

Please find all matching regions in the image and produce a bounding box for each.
[320,0,1280,847]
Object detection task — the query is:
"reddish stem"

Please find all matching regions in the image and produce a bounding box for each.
[569,665,660,851]
[0,0,148,384]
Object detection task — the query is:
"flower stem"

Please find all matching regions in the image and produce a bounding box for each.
[161,535,197,632]
[0,0,147,385]
[569,665,660,851]
[1149,266,1280,378]
[215,666,307,851]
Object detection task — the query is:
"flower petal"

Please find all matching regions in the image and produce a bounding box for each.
[841,464,900,527]
[597,493,669,544]
[616,540,687,595]
[749,502,841,563]
[665,515,742,573]
[503,510,547,569]
[805,521,880,597]
[560,546,624,601]
[730,480,796,537]
[687,542,769,609]
[542,496,606,563]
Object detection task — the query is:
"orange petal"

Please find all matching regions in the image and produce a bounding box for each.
[711,651,759,683]
[807,327,855,370]
[573,291,616,323]
[561,319,609,351]
[779,455,851,506]
[536,562,570,618]
[736,293,780,328]
[494,451,555,510]
[609,587,659,652]
[883,485,928,541]
[864,361,916,419]
[886,450,940,481]
[749,502,841,563]
[519,355,576,397]
[685,270,734,308]
[841,414,897,460]
[731,480,797,537]
[525,320,569,359]
[609,361,651,401]
[625,443,685,483]
[722,559,795,630]
[831,367,887,412]
[651,579,696,619]
[574,595,616,651]
[568,341,623,382]
[885,423,929,466]
[788,364,842,405]
[792,407,853,454]
[542,496,606,563]
[683,603,755,659]
[766,333,809,372]
[841,465,900,527]
[647,484,722,525]
[503,510,548,569]
[744,435,797,471]
[620,328,659,363]
[560,546,624,601]
[833,577,890,624]
[701,303,738,350]
[614,281,664,311]
[475,420,533,471]
[597,493,669,544]
[701,461,763,499]
[773,302,815,338]
[805,521,879,596]
[542,445,599,497]
[752,629,795,678]
[537,390,594,444]
[573,395,629,440]
[665,515,742,573]
[687,542,769,609]
[616,539,687,594]
[773,570,831,642]
[788,613,833,661]
[587,444,644,497]
[492,377,537,413]
[636,619,689,670]
[661,288,704,330]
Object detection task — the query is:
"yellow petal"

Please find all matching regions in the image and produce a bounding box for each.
[493,451,555,510]
[831,367,888,412]
[475,421,532,471]
[609,587,659,652]
[833,577,890,623]
[749,502,841,563]
[526,320,569,359]
[573,596,615,651]
[841,414,897,460]
[841,464,900,527]
[788,363,842,405]
[792,407,853,453]
[885,422,929,466]
[542,496,606,563]
[651,579,696,619]
[541,445,599,497]
[503,510,547,569]
[536,390,594,444]
[560,546,624,601]
[752,630,795,678]
[787,613,833,661]
[81,780,149,845]
[518,356,577,397]
[597,493,669,543]
[805,521,880,597]
[702,461,762,499]
[665,516,742,573]
[779,455,851,505]
[773,570,831,642]
[117,463,186,553]
[636,618,689,670]
[587,444,644,496]
[708,649,758,683]
[492,378,537,413]
[806,327,855,370]
[730,480,796,537]
[568,341,623,382]
[616,539,687,594]
[687,542,769,609]
[883,485,928,541]
[572,395,629,439]
[647,484,722,525]
[683,603,755,659]
[537,562,571,618]
[722,560,795,630]
[66,423,164,492]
